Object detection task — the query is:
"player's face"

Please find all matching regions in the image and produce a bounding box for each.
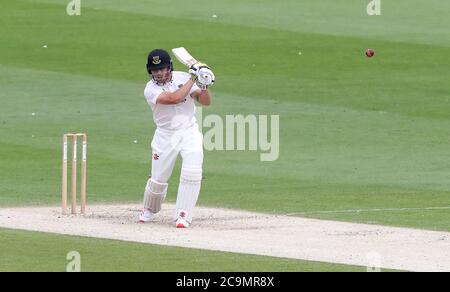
[152,67,171,84]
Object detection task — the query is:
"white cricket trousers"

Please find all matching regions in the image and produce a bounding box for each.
[148,124,204,222]
[150,124,203,183]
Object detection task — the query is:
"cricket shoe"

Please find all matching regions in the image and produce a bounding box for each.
[139,209,155,223]
[175,210,190,228]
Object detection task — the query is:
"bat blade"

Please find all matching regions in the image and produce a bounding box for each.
[172,47,198,67]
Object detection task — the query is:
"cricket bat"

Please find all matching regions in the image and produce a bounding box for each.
[172,47,215,85]
[172,47,199,67]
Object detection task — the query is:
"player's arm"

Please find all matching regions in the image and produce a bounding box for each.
[191,88,212,106]
[156,79,195,105]
[189,64,214,106]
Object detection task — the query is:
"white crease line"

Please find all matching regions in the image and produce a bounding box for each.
[285,206,450,216]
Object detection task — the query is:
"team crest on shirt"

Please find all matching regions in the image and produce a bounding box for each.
[178,84,183,88]
[152,56,161,65]
[153,154,159,160]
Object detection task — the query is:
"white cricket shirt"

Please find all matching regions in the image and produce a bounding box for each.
[144,71,200,131]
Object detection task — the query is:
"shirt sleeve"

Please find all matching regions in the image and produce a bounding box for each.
[189,82,200,96]
[177,71,200,97]
[144,84,164,105]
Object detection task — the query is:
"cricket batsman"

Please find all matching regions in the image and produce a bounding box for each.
[139,49,214,228]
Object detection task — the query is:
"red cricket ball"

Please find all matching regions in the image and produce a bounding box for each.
[366,48,375,57]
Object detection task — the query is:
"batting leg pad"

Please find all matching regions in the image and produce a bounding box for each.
[143,178,168,214]
[175,168,202,222]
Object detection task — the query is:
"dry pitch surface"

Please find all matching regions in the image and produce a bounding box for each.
[0,204,449,272]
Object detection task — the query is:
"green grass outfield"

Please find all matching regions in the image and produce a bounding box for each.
[0,228,375,272]
[0,0,449,271]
